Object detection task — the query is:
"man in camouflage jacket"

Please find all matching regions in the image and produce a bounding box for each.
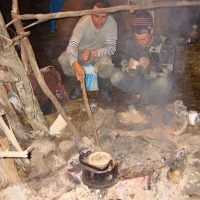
[111,10,176,105]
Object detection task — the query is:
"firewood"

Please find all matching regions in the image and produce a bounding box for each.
[0,70,19,83]
[0,146,33,158]
[0,139,20,190]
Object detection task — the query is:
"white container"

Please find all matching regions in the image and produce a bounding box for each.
[83,64,98,91]
[188,110,198,125]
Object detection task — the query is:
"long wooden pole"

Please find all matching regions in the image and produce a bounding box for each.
[81,81,101,148]
[0,12,47,147]
[6,1,200,29]
[11,0,79,139]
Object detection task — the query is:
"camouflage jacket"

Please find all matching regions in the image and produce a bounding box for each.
[121,33,176,79]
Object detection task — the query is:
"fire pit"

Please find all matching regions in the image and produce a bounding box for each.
[79,151,118,188]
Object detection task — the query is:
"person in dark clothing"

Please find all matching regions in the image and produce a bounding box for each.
[111,10,176,105]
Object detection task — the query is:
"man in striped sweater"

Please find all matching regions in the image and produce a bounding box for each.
[58,0,118,101]
[111,10,176,105]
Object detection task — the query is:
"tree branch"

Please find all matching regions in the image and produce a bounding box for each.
[0,10,49,133]
[11,0,79,140]
[0,69,19,83]
[10,1,200,29]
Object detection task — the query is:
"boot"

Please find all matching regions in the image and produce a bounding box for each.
[98,76,113,102]
[124,94,141,105]
[69,87,82,100]
[65,76,82,100]
[101,90,113,102]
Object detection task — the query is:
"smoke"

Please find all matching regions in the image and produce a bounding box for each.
[156,7,200,39]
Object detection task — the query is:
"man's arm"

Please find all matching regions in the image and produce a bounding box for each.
[66,40,79,67]
[72,61,85,82]
[120,39,142,76]
[67,40,85,82]
[96,39,117,57]
[81,39,117,62]
[146,38,176,79]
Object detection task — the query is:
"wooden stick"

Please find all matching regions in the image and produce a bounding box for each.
[0,139,21,188]
[81,81,101,148]
[0,116,23,151]
[7,1,200,29]
[0,147,33,158]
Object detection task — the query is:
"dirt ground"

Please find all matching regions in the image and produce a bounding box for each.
[29,15,200,199]
[1,1,200,199]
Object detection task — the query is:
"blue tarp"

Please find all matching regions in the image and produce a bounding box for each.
[50,0,65,33]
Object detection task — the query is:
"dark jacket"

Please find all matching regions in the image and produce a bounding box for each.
[121,33,176,79]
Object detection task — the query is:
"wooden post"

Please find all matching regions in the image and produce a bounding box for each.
[0,138,21,190]
[0,11,49,134]
[11,1,79,138]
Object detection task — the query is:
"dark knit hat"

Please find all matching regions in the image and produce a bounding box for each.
[132,11,153,33]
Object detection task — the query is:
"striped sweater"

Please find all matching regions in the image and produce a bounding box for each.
[66,14,118,66]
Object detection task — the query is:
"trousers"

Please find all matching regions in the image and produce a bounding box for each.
[58,50,114,91]
[111,67,173,104]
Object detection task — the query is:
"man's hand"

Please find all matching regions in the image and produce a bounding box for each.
[72,61,85,82]
[82,49,97,61]
[82,49,91,61]
[128,58,139,69]
[139,57,149,70]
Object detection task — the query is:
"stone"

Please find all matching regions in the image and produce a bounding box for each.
[59,140,77,161]
[179,155,200,197]
[0,183,42,200]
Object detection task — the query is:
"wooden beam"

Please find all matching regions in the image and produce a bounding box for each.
[8,1,200,29]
